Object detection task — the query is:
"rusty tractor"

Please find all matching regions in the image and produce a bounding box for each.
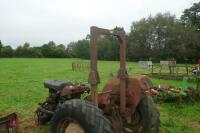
[36,26,160,133]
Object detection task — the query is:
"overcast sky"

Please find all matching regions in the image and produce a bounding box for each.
[0,0,199,48]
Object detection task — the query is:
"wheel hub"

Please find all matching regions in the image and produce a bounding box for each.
[65,122,85,133]
[124,109,143,133]
[58,117,85,133]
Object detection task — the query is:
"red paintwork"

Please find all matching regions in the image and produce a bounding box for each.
[198,59,200,65]
[97,90,112,105]
[100,75,152,108]
[61,85,89,96]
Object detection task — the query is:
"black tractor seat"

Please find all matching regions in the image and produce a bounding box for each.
[44,80,73,91]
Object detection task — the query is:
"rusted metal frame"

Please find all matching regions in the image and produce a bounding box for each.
[118,31,127,115]
[88,26,127,114]
[0,113,19,133]
[38,106,54,115]
[89,26,100,106]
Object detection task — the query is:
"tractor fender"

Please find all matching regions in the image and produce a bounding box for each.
[102,75,152,107]
[126,76,152,107]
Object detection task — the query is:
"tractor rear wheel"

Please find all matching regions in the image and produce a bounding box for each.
[124,94,160,133]
[51,99,112,133]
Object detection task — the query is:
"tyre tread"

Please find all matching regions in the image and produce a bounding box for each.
[51,99,112,133]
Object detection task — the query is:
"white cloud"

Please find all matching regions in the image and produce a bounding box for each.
[0,0,199,48]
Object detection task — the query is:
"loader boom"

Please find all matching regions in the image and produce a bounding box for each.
[88,26,128,114]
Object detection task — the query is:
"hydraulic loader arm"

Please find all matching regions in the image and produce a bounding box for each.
[88,26,128,114]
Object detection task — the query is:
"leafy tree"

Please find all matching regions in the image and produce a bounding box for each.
[48,41,56,48]
[97,35,119,60]
[21,42,31,57]
[15,42,43,57]
[0,41,14,57]
[29,47,43,57]
[1,45,13,57]
[53,48,66,58]
[23,42,30,48]
[0,40,2,49]
[40,42,68,58]
[69,39,89,59]
[127,13,200,62]
[0,40,3,57]
[57,44,66,49]
[41,41,57,57]
[181,2,200,31]
[53,44,67,58]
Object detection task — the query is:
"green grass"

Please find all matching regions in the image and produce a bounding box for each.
[0,58,199,133]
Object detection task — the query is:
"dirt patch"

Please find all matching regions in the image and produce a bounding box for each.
[188,118,200,129]
[19,117,50,132]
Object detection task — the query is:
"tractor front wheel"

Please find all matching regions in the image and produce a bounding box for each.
[51,99,112,133]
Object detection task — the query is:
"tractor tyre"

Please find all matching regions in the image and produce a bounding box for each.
[125,94,160,133]
[36,111,52,125]
[51,99,112,133]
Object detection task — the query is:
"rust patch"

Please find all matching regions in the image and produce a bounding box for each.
[102,75,152,107]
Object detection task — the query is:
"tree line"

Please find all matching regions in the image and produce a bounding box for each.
[1,2,200,63]
[0,41,70,58]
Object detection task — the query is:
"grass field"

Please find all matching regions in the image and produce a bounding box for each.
[0,58,200,133]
